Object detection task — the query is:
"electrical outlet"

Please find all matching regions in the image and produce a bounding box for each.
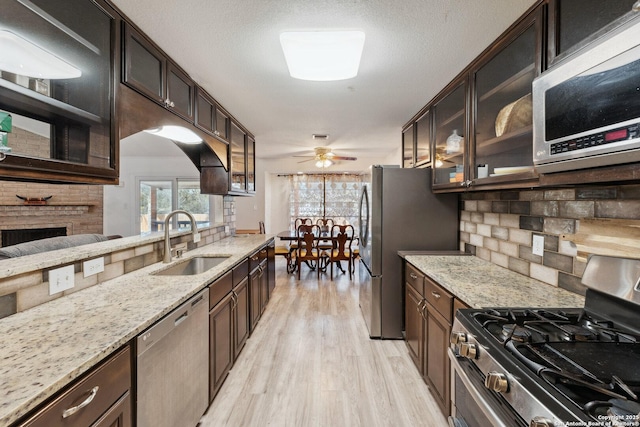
[83,257,104,278]
[532,235,545,256]
[193,232,201,243]
[49,265,75,295]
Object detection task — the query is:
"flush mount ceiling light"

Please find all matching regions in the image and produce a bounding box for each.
[144,126,202,144]
[0,30,81,79]
[279,30,365,81]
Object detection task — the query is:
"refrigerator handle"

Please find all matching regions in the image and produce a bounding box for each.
[359,185,369,245]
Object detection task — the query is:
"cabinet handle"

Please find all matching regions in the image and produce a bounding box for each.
[62,386,99,418]
[420,300,428,320]
[231,291,238,308]
[409,273,418,280]
[431,291,441,299]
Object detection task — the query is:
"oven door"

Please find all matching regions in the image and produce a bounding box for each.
[448,350,527,427]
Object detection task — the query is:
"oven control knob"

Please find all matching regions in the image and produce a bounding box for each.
[459,342,477,359]
[450,331,467,345]
[485,372,509,393]
[530,417,555,427]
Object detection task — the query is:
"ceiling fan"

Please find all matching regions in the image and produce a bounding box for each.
[296,146,357,167]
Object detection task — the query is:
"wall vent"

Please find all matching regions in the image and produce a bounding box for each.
[312,134,329,140]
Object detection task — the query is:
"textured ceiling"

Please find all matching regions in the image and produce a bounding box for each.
[111,0,536,164]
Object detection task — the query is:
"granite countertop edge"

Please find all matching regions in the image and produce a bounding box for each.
[0,234,273,427]
[402,254,585,309]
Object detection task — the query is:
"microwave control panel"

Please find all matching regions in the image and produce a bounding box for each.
[549,122,640,156]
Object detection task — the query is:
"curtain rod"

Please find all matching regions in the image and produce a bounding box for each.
[276,172,363,177]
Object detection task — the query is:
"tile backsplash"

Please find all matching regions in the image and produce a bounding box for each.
[459,185,640,296]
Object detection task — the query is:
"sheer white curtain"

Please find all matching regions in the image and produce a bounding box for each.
[288,173,363,235]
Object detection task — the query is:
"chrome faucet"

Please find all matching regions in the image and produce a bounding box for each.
[163,209,201,263]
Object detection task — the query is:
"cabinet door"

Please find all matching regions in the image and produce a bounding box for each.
[195,89,215,133]
[123,24,166,104]
[233,278,250,358]
[230,122,247,192]
[209,293,233,401]
[92,392,132,427]
[547,0,638,66]
[402,124,415,168]
[247,136,256,193]
[249,267,261,332]
[472,10,540,184]
[433,78,467,188]
[0,0,117,183]
[415,110,431,167]
[405,283,424,371]
[214,106,229,141]
[259,259,269,314]
[166,62,194,121]
[426,304,451,416]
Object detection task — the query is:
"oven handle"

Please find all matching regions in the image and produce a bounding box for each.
[448,349,510,427]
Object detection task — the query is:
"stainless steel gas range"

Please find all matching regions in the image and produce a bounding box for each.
[449,255,640,427]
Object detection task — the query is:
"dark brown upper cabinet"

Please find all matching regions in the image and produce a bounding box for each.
[247,136,255,193]
[469,8,542,189]
[195,87,230,142]
[230,121,247,193]
[546,0,639,67]
[123,23,194,122]
[0,0,119,184]
[402,124,415,168]
[432,77,468,189]
[404,1,640,191]
[415,110,432,168]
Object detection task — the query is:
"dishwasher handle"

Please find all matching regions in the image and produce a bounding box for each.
[137,288,209,357]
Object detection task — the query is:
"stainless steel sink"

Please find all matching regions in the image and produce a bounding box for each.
[153,256,230,276]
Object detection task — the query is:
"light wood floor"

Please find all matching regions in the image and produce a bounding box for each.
[199,258,448,427]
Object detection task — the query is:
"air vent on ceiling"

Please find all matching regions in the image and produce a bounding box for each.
[312,134,329,140]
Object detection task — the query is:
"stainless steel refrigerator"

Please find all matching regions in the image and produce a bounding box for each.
[358,166,459,339]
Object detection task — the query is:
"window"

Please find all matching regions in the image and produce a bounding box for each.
[288,173,363,235]
[138,178,223,234]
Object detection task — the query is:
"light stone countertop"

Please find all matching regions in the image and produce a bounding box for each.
[0,234,273,427]
[403,255,586,309]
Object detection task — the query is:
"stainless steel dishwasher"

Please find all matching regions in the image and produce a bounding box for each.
[136,288,209,427]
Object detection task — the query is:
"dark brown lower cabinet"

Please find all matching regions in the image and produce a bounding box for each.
[209,292,234,401]
[15,346,132,427]
[404,260,467,417]
[233,277,250,358]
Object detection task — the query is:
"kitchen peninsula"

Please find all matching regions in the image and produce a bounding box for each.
[0,233,273,426]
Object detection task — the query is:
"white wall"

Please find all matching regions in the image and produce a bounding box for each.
[103,133,200,237]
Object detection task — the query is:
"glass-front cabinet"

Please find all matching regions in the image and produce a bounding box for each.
[433,78,467,188]
[123,23,194,122]
[230,122,246,193]
[471,10,540,184]
[547,0,638,66]
[0,0,118,183]
[247,136,255,192]
[415,110,431,167]
[402,124,414,168]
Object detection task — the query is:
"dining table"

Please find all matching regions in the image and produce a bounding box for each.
[276,230,337,274]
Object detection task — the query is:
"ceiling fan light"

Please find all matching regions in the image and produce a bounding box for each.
[143,125,202,144]
[280,30,365,81]
[315,159,333,168]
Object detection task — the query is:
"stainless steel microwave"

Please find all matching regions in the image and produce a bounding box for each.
[532,17,640,173]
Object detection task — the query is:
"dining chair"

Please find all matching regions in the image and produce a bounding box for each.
[328,224,355,280]
[315,218,335,255]
[296,224,321,279]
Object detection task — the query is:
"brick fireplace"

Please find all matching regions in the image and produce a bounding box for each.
[0,181,103,247]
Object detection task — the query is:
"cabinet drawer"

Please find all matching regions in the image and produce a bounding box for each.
[210,270,233,310]
[425,276,453,323]
[232,259,249,286]
[453,298,469,318]
[19,346,131,427]
[405,263,424,297]
[249,250,261,273]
